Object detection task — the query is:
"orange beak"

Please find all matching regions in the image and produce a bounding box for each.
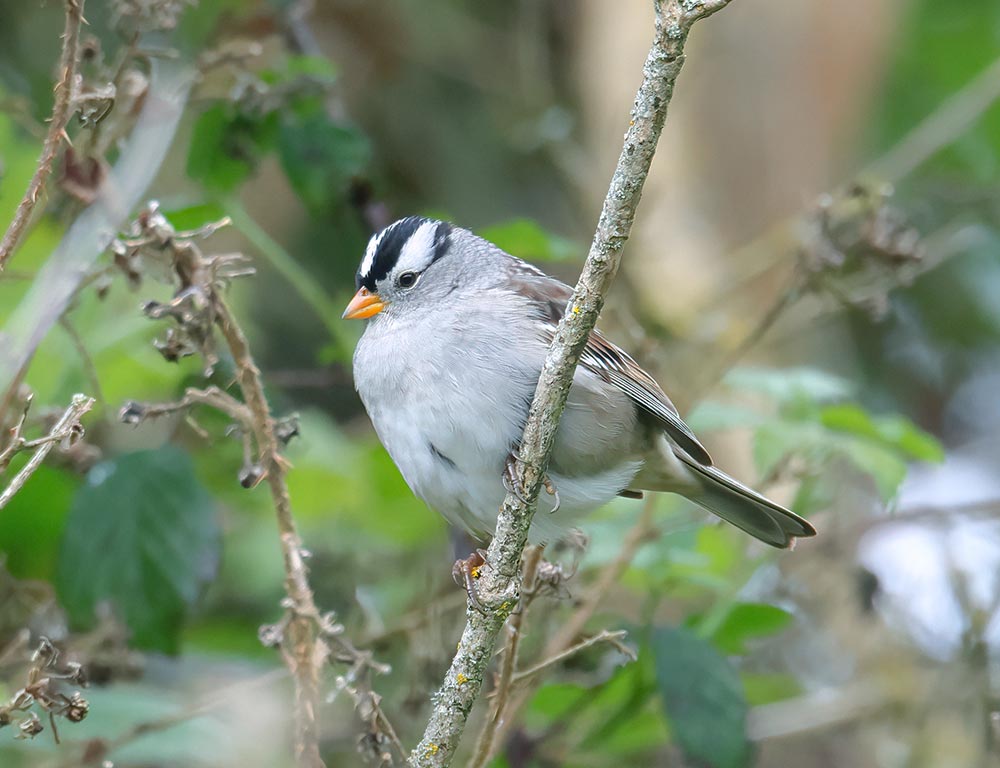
[342,287,385,320]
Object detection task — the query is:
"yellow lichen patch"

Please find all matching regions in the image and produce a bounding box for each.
[470,565,481,579]
[456,673,469,685]
[426,743,439,756]
[572,305,580,314]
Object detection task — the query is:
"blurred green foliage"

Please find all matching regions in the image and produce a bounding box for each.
[0,0,993,766]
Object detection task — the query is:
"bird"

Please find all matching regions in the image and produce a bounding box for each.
[343,216,816,559]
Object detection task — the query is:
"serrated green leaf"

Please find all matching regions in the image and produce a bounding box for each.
[56,447,220,653]
[479,218,578,262]
[653,626,751,768]
[821,404,944,463]
[710,603,794,655]
[726,366,854,403]
[838,439,908,501]
[277,107,370,212]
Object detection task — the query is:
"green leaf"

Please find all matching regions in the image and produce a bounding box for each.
[56,447,220,653]
[751,421,819,480]
[277,107,370,212]
[653,626,751,768]
[838,439,908,501]
[820,404,944,463]
[791,473,835,517]
[187,104,278,192]
[710,603,794,655]
[161,201,228,231]
[726,366,854,404]
[479,218,578,262]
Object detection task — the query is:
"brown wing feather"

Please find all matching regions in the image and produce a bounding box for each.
[510,268,713,466]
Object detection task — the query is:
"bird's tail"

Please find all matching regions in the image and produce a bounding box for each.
[674,450,816,548]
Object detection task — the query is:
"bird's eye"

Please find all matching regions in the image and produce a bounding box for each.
[397,271,418,289]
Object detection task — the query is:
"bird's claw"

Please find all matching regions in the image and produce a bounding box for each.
[544,475,561,515]
[503,451,529,504]
[504,450,561,514]
[452,549,489,614]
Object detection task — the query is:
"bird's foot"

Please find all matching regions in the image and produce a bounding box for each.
[503,450,529,504]
[543,475,561,515]
[452,548,489,614]
[504,449,561,514]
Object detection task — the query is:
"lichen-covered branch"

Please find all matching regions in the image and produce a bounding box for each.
[0,0,85,270]
[408,2,736,765]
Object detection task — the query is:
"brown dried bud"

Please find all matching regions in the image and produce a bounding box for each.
[239,464,265,489]
[120,401,147,425]
[275,414,301,446]
[18,713,43,739]
[65,692,89,723]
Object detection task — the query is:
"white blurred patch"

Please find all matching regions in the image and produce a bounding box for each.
[858,443,1000,660]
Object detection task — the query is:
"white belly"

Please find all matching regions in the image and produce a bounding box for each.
[353,301,642,543]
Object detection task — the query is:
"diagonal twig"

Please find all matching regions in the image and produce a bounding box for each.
[0,394,94,511]
[468,545,544,768]
[0,0,86,270]
[408,2,737,766]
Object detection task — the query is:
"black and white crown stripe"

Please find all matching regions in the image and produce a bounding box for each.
[357,216,453,291]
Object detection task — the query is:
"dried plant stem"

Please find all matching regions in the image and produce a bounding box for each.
[511,629,632,686]
[0,0,85,270]
[545,503,656,658]
[212,298,326,768]
[409,3,735,766]
[469,546,543,768]
[0,394,94,511]
[488,502,657,750]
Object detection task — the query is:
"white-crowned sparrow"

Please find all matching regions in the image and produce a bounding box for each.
[344,216,816,548]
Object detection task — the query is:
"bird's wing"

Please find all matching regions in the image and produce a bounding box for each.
[509,267,713,466]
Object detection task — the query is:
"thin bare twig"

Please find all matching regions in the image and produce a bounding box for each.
[0,57,193,422]
[121,386,252,428]
[120,208,396,768]
[510,629,633,686]
[469,546,543,768]
[211,297,328,768]
[58,317,105,405]
[0,394,94,511]
[489,501,658,751]
[0,0,86,270]
[408,2,736,765]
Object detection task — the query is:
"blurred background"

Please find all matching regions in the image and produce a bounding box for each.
[1,0,999,766]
